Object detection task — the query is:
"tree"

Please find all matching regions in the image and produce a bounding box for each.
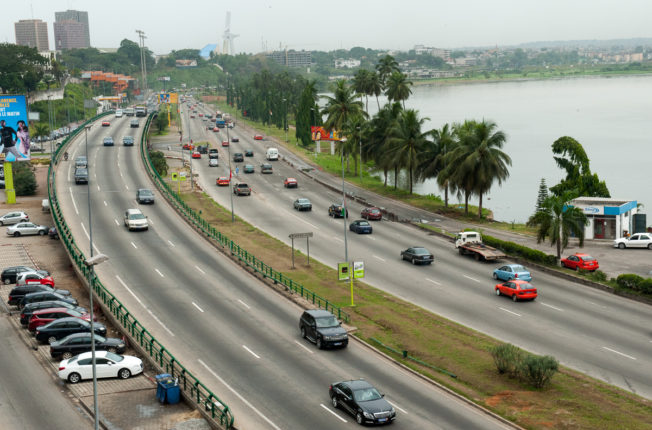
[387,109,431,193]
[12,162,37,196]
[149,151,168,177]
[549,136,610,197]
[529,192,587,260]
[418,123,456,207]
[295,80,320,147]
[366,102,402,187]
[367,71,383,110]
[375,55,400,86]
[385,71,413,109]
[322,80,365,134]
[352,69,371,112]
[0,43,47,94]
[31,123,50,141]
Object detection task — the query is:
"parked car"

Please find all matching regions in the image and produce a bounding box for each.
[216,177,230,186]
[35,317,105,344]
[243,164,254,174]
[21,301,87,326]
[16,271,55,286]
[613,233,652,249]
[8,284,69,306]
[299,309,348,349]
[244,149,254,157]
[361,207,382,221]
[493,264,532,282]
[209,158,219,167]
[329,379,396,425]
[6,222,48,237]
[233,153,244,162]
[124,209,148,231]
[561,253,599,271]
[0,211,29,225]
[294,198,312,211]
[254,134,263,140]
[400,247,434,265]
[191,151,201,159]
[101,121,110,127]
[350,220,373,234]
[233,183,251,196]
[260,163,273,174]
[74,168,88,184]
[136,188,155,204]
[103,136,114,146]
[284,178,298,188]
[28,307,92,332]
[50,333,126,359]
[2,266,47,284]
[21,291,78,309]
[122,136,134,146]
[48,227,59,240]
[231,137,239,143]
[328,203,348,218]
[58,351,142,384]
[495,280,538,302]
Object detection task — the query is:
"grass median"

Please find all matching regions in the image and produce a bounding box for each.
[180,189,652,429]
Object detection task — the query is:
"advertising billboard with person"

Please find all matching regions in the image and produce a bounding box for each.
[0,95,30,162]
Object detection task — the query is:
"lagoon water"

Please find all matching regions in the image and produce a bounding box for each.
[377,75,652,223]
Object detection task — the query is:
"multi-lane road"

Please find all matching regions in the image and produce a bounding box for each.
[55,113,512,429]
[182,101,652,401]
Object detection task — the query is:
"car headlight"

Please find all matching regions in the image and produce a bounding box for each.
[323,335,332,341]
[363,411,374,419]
[390,407,396,415]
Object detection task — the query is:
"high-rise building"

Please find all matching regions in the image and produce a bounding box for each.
[266,50,312,67]
[14,19,49,51]
[54,9,90,50]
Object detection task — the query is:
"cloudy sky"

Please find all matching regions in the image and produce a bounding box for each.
[3,0,651,55]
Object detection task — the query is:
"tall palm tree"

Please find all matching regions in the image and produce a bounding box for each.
[387,109,431,194]
[529,192,587,260]
[417,123,456,207]
[385,71,413,109]
[366,102,402,187]
[322,80,365,134]
[367,71,383,110]
[352,69,371,113]
[376,55,400,86]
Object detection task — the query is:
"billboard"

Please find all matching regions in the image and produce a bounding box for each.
[311,126,339,141]
[158,93,179,104]
[0,95,30,161]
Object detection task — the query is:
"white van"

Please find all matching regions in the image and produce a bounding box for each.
[266,148,279,161]
[115,109,123,118]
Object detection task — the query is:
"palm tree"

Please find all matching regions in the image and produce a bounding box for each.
[352,69,371,113]
[417,123,456,207]
[376,55,400,86]
[367,71,383,110]
[387,109,431,193]
[529,192,587,260]
[322,80,365,134]
[366,102,402,187]
[385,71,413,109]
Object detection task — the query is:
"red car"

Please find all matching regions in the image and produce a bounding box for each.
[495,280,537,302]
[284,177,298,188]
[213,127,220,132]
[561,253,599,271]
[21,276,55,287]
[101,121,110,127]
[216,177,230,186]
[183,143,194,150]
[254,134,263,140]
[361,207,382,221]
[222,141,229,147]
[199,113,204,117]
[191,151,201,159]
[28,307,92,332]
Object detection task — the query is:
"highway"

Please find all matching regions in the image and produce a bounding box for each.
[183,100,652,400]
[54,113,511,429]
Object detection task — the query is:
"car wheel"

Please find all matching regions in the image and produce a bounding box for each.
[62,352,73,360]
[68,372,81,384]
[13,232,20,237]
[512,294,518,302]
[495,289,501,296]
[3,278,10,285]
[331,396,339,409]
[118,368,131,379]
[618,243,625,249]
[0,221,3,226]
[300,326,306,339]
[649,244,652,250]
[316,337,323,350]
[411,257,416,265]
[356,412,363,425]
[492,273,498,280]
[38,230,46,236]
[48,336,57,344]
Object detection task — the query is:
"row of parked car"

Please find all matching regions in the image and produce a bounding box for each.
[3,265,143,384]
[1,211,58,239]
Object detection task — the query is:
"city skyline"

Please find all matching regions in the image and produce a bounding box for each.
[2,1,652,55]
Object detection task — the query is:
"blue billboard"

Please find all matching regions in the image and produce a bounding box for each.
[0,95,30,161]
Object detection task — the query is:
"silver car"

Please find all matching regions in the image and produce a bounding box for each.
[6,222,48,237]
[0,211,29,225]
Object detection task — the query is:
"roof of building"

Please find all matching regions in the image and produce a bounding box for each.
[571,197,634,207]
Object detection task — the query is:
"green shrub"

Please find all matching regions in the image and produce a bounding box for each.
[491,343,523,376]
[639,278,652,294]
[12,162,37,196]
[588,270,608,282]
[616,274,644,290]
[482,233,557,266]
[149,151,168,177]
[518,355,559,389]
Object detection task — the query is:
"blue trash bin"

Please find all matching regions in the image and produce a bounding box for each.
[155,374,178,404]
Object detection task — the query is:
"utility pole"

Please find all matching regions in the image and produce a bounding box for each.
[136,30,148,98]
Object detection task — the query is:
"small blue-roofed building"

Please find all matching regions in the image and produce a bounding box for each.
[200,44,218,59]
[569,197,643,239]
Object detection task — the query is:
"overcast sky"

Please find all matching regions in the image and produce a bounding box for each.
[3,1,652,55]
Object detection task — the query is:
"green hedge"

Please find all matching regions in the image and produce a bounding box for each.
[481,233,558,266]
[616,274,652,294]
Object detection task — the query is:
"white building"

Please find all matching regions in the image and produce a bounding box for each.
[334,58,361,69]
[569,197,640,240]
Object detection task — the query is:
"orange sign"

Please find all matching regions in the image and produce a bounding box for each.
[311,126,339,141]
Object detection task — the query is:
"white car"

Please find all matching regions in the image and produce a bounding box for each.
[613,233,652,249]
[6,222,48,237]
[58,351,143,384]
[208,158,219,167]
[124,208,148,231]
[0,211,29,225]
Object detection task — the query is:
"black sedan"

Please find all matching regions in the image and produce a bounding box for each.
[349,220,373,234]
[2,266,48,284]
[50,333,126,359]
[35,317,106,344]
[233,153,244,162]
[293,198,312,211]
[20,291,78,309]
[329,379,396,425]
[400,247,434,265]
[328,204,349,218]
[244,149,254,157]
[231,137,240,143]
[20,301,87,326]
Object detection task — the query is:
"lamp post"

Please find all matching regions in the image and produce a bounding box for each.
[47,95,54,162]
[357,126,362,184]
[283,98,288,143]
[340,137,349,262]
[227,126,234,222]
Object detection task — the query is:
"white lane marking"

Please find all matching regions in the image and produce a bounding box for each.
[425,278,441,285]
[148,218,154,225]
[81,222,89,240]
[119,170,124,178]
[333,237,343,243]
[242,345,260,359]
[373,255,386,262]
[192,302,205,313]
[168,240,175,247]
[116,275,175,336]
[155,268,164,278]
[116,275,143,305]
[587,301,607,309]
[131,242,137,249]
[320,404,347,422]
[198,359,281,430]
[103,200,107,206]
[114,219,119,226]
[602,347,636,360]
[499,307,521,317]
[463,275,481,283]
[368,236,376,241]
[146,308,175,336]
[97,185,100,191]
[387,400,407,414]
[238,299,250,309]
[69,187,79,215]
[285,210,320,230]
[125,184,129,190]
[540,302,563,311]
[294,340,314,354]
[195,265,205,274]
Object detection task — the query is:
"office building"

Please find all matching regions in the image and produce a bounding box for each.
[14,19,49,51]
[54,9,90,49]
[266,50,312,67]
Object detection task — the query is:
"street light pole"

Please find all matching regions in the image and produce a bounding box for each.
[340,137,348,263]
[357,126,362,184]
[283,98,288,143]
[227,125,234,222]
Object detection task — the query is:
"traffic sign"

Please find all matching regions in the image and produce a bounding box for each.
[289,232,313,239]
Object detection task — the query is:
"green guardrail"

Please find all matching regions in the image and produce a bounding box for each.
[140,114,351,323]
[47,112,235,429]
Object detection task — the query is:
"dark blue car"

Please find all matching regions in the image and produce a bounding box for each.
[350,219,373,234]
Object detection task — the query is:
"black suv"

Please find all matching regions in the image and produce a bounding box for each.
[21,291,78,309]
[8,284,70,306]
[328,204,349,218]
[329,379,396,425]
[35,317,106,344]
[2,266,47,284]
[299,309,348,349]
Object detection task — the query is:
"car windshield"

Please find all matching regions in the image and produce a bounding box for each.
[512,265,526,272]
[581,256,596,262]
[129,213,146,220]
[519,282,534,289]
[105,352,124,362]
[370,209,380,213]
[358,221,370,226]
[238,184,249,188]
[353,387,382,402]
[76,169,88,174]
[298,199,309,204]
[139,190,153,196]
[315,316,339,328]
[413,248,430,255]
